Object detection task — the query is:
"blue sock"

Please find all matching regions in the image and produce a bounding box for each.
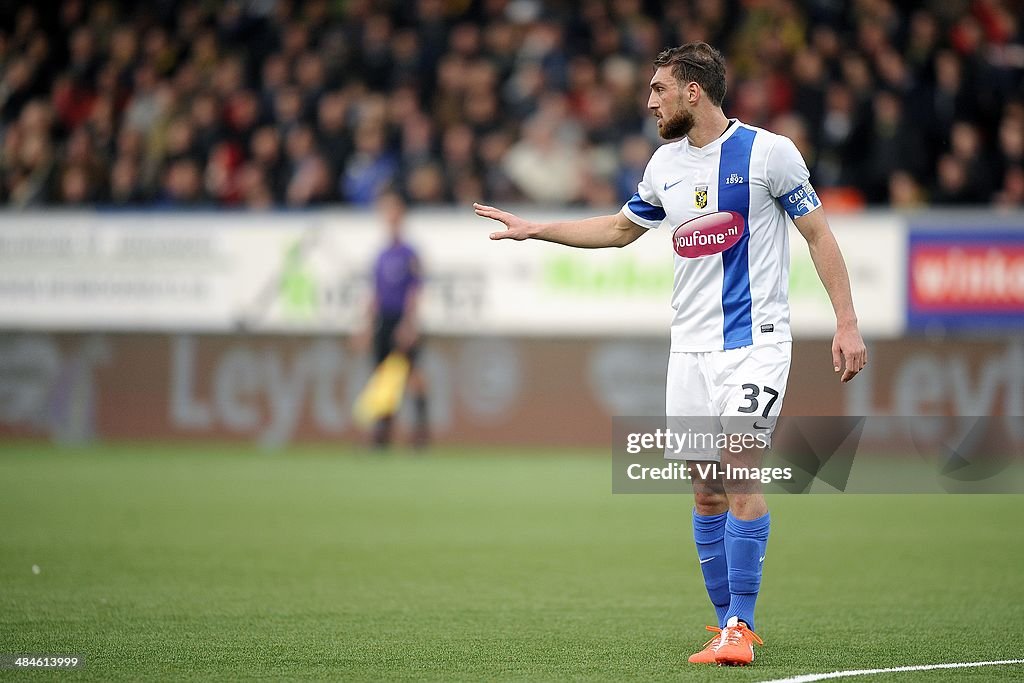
[692,509,730,628]
[724,511,770,631]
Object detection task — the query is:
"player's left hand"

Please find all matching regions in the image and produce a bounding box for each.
[832,324,867,383]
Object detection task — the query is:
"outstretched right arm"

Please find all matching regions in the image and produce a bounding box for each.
[473,203,647,249]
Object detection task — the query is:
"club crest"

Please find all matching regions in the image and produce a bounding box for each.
[695,185,708,209]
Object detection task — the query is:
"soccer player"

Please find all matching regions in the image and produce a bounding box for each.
[474,42,866,666]
[358,191,429,449]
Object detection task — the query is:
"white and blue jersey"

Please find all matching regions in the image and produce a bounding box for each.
[622,120,821,352]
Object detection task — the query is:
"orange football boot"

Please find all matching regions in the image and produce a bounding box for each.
[713,617,764,666]
[687,625,723,664]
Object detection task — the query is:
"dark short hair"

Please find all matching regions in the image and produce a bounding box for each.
[653,43,727,106]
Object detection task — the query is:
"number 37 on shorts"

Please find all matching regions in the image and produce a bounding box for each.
[665,342,792,422]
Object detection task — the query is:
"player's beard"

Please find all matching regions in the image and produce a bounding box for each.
[659,106,695,140]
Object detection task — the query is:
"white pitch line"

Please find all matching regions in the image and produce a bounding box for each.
[758,658,1024,683]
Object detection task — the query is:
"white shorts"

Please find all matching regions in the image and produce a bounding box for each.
[665,342,792,460]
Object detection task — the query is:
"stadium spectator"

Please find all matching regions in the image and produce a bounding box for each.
[341,121,399,205]
[108,155,144,205]
[57,164,94,204]
[503,112,585,203]
[932,153,975,204]
[855,90,927,203]
[2,0,1023,209]
[159,158,204,207]
[249,125,287,202]
[995,165,1024,207]
[888,169,928,210]
[616,133,654,202]
[316,91,352,180]
[997,105,1024,179]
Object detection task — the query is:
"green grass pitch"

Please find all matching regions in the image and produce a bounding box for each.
[1,443,1023,681]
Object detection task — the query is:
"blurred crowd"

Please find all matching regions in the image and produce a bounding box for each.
[1,0,1023,210]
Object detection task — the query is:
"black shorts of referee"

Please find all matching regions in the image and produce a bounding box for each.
[373,313,420,366]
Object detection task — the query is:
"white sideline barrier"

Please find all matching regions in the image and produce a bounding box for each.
[0,209,905,337]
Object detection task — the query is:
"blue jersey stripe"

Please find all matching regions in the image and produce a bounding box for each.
[718,126,756,349]
[626,193,666,222]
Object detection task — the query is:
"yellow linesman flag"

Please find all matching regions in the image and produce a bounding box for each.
[353,353,411,426]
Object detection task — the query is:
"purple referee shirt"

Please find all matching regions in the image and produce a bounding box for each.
[373,242,421,317]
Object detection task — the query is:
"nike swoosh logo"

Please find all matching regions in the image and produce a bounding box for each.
[663,178,686,191]
[759,555,766,563]
[752,421,771,430]
[699,556,716,564]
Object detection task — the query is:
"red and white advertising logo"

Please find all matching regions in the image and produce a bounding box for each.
[672,211,745,259]
[910,245,1024,311]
